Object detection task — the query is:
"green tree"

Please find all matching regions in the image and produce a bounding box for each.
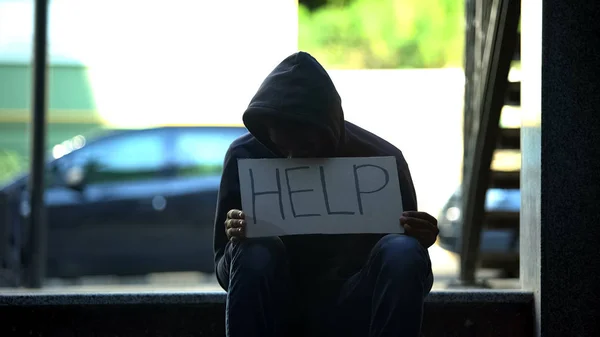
[298,0,464,69]
[0,150,25,185]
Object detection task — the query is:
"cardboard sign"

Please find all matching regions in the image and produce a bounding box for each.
[237,156,404,237]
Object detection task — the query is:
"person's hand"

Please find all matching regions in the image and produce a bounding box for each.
[400,211,439,248]
[225,209,246,241]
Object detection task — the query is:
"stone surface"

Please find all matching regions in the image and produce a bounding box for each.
[0,290,533,337]
[0,289,532,306]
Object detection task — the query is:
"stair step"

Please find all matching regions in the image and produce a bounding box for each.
[0,291,534,337]
[497,128,520,150]
[484,211,519,229]
[513,33,521,61]
[490,170,520,189]
[505,81,521,106]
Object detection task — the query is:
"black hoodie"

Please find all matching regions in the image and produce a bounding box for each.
[213,51,418,290]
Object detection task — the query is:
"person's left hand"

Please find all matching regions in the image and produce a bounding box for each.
[400,211,439,248]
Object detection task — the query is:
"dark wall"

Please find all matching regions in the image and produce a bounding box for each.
[540,0,600,336]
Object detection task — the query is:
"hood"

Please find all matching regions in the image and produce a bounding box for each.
[242,51,345,155]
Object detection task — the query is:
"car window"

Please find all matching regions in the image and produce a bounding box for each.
[173,128,245,177]
[66,131,167,184]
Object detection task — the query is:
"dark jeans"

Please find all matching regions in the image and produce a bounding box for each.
[216,234,434,337]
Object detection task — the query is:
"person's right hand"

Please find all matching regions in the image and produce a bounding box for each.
[225,209,246,241]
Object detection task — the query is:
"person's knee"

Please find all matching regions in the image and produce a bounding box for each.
[229,237,287,276]
[372,234,430,276]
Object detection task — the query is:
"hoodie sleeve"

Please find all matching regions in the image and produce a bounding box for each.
[397,160,419,212]
[213,144,243,267]
[396,154,419,211]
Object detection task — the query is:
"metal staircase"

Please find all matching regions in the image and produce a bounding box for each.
[458,0,521,285]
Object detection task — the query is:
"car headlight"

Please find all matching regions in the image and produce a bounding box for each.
[445,206,461,222]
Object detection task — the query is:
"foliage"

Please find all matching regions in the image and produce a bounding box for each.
[0,150,25,185]
[298,0,465,69]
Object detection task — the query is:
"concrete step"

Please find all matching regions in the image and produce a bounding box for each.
[0,290,533,337]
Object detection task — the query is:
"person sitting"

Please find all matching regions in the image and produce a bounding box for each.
[213,51,438,337]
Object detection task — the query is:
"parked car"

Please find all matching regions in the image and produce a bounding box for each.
[0,126,247,278]
[437,186,520,277]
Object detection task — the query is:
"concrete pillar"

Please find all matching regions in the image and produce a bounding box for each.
[521,0,600,336]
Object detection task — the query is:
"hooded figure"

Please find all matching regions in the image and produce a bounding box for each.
[213,52,437,337]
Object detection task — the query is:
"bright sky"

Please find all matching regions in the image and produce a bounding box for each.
[0,0,298,126]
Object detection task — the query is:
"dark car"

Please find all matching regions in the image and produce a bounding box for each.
[0,126,247,278]
[437,187,520,277]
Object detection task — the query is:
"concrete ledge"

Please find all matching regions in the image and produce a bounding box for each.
[0,290,534,337]
[0,289,533,306]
